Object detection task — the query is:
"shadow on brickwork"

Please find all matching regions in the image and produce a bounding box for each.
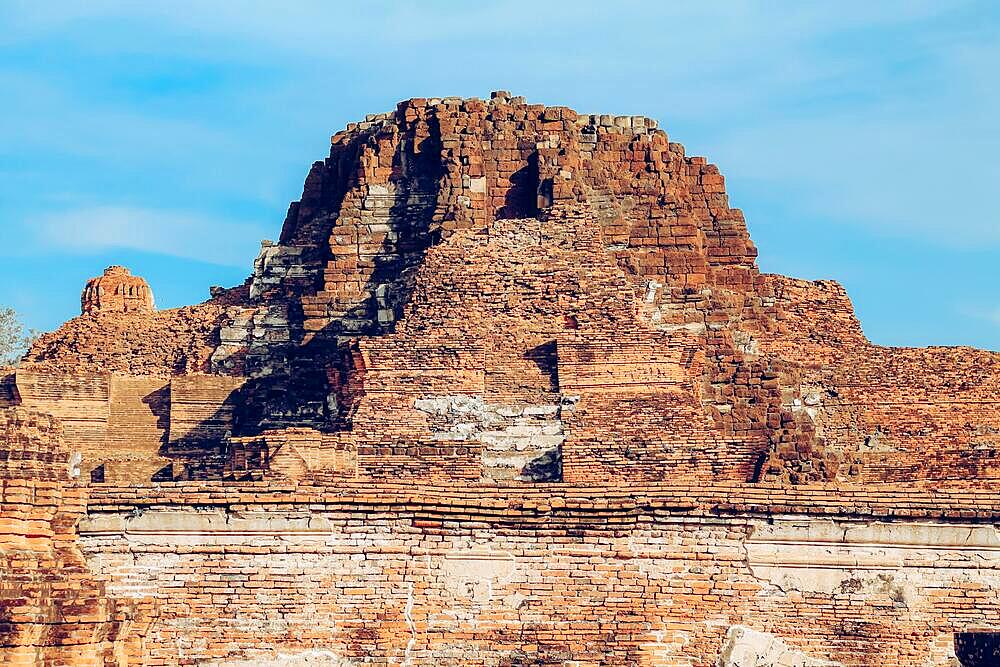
[956,633,1000,667]
[524,340,559,394]
[497,152,540,220]
[134,111,453,479]
[232,114,446,437]
[0,603,13,647]
[145,110,569,482]
[142,383,171,440]
[154,396,235,481]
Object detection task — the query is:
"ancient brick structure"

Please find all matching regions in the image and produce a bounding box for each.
[81,266,155,315]
[2,93,999,665]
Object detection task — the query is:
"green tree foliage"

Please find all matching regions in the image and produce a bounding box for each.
[0,307,39,366]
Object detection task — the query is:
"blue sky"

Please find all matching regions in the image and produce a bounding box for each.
[1,1,998,350]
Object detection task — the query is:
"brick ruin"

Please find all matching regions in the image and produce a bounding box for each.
[2,92,999,665]
[81,266,155,315]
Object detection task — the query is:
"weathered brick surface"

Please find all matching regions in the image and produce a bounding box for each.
[0,409,147,666]
[81,266,155,315]
[105,376,171,483]
[19,94,999,489]
[2,93,1000,665]
[24,306,227,377]
[25,280,249,377]
[75,483,1000,666]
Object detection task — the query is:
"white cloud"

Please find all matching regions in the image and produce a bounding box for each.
[710,104,1000,247]
[35,206,272,267]
[958,304,1000,330]
[695,12,1000,248]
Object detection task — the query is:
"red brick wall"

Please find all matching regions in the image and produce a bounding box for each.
[0,408,146,666]
[78,482,1000,666]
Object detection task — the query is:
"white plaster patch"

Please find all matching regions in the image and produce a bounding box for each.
[80,509,333,546]
[441,550,516,603]
[718,626,839,667]
[413,395,564,481]
[745,519,1000,599]
[206,649,354,666]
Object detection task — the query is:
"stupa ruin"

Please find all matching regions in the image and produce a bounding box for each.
[81,266,155,316]
[1,92,999,666]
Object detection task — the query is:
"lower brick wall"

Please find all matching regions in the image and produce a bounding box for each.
[0,409,148,667]
[78,487,1000,666]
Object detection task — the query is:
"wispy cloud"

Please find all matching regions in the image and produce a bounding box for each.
[35,206,271,267]
[961,304,1000,328]
[711,101,1000,246]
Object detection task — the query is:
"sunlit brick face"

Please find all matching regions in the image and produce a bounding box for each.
[81,265,154,315]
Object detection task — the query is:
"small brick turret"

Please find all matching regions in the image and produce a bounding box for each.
[81,265,154,315]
